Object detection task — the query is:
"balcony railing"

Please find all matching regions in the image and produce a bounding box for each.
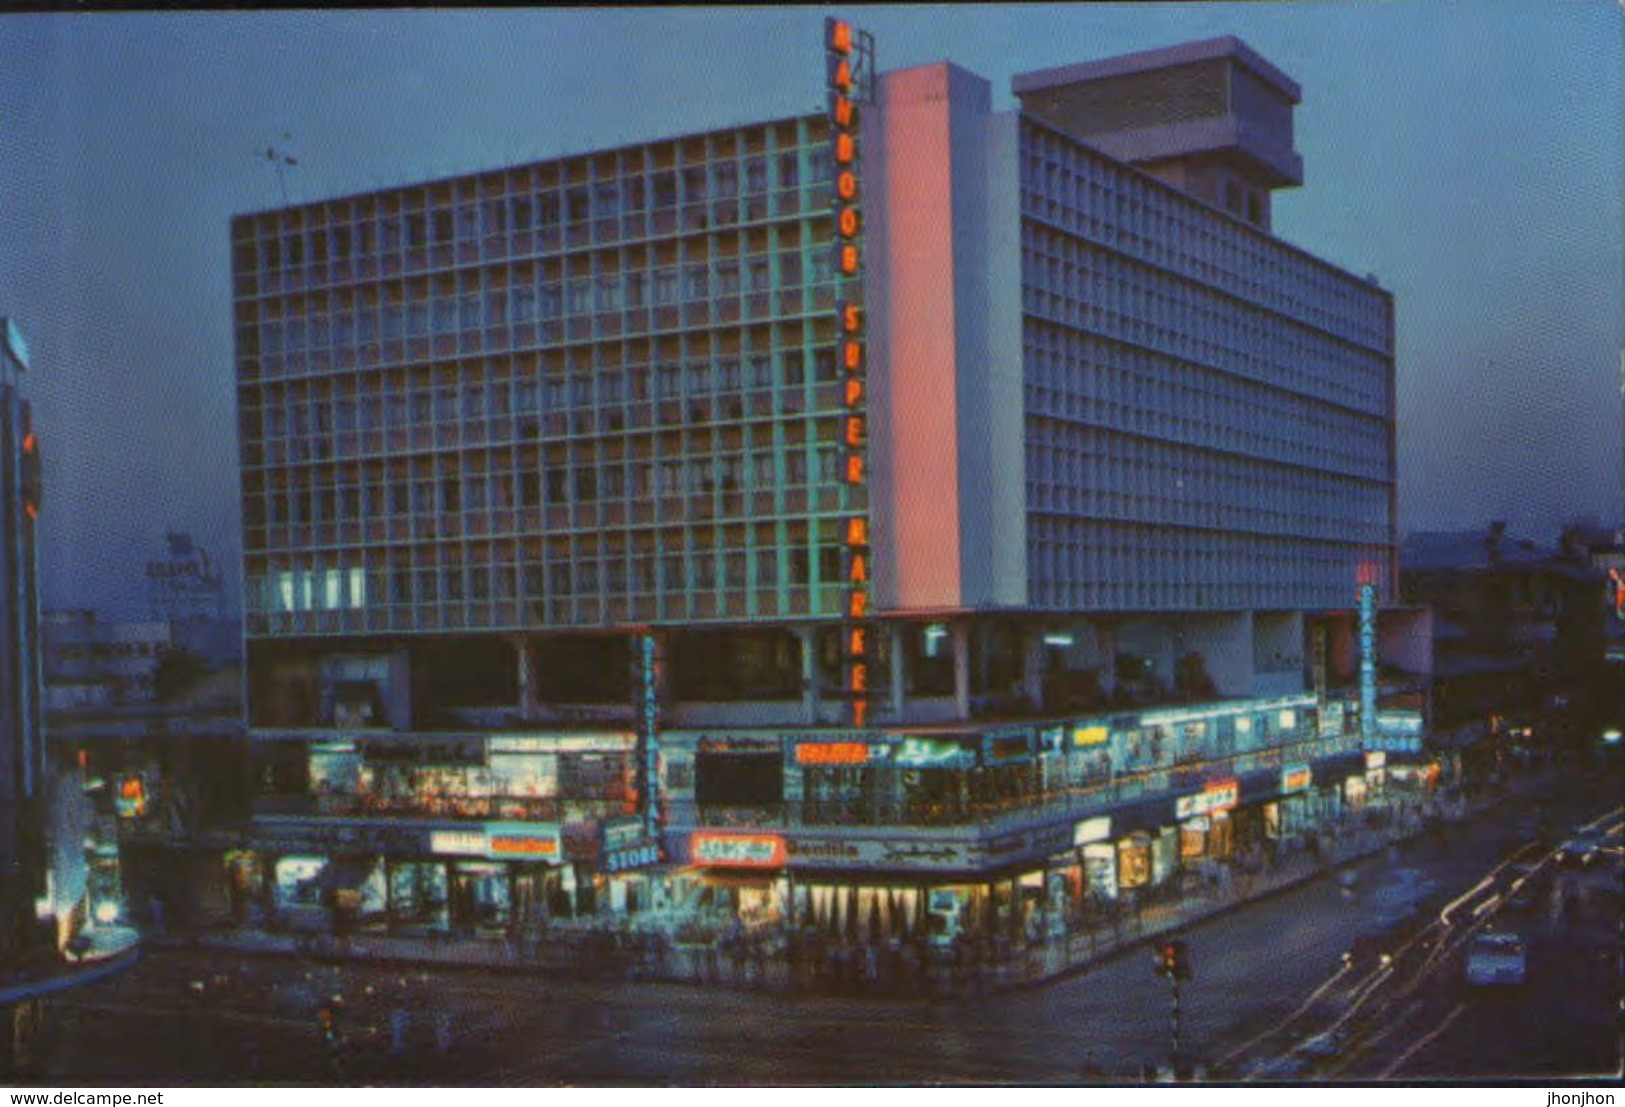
[670,732,1363,834]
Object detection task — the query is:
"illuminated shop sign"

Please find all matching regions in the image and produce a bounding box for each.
[691,832,786,868]
[827,15,876,729]
[1072,725,1109,748]
[603,844,660,873]
[20,430,40,520]
[1370,710,1425,753]
[1364,750,1387,770]
[488,734,635,754]
[1611,568,1625,621]
[1072,816,1112,847]
[1280,763,1313,794]
[1175,779,1238,820]
[982,727,1034,764]
[1357,567,1378,743]
[115,776,148,819]
[895,736,976,767]
[1039,727,1065,754]
[635,632,663,840]
[430,822,562,861]
[795,741,870,765]
[602,816,646,852]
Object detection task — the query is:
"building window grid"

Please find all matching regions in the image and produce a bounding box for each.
[240,114,864,630]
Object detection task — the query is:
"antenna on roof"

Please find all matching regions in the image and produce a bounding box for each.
[258,132,299,205]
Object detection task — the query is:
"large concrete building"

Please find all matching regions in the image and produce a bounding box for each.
[230,35,1419,941]
[0,319,46,962]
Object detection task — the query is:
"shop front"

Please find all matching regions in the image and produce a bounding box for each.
[1174,778,1239,871]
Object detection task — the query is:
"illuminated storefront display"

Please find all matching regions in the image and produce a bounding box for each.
[428,822,562,861]
[826,16,878,728]
[1175,779,1238,820]
[1280,763,1312,794]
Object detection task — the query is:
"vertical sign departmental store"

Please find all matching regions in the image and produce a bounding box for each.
[826,17,877,727]
[634,632,664,844]
[1356,564,1377,745]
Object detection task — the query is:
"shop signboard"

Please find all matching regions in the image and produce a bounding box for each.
[602,844,660,873]
[428,822,562,861]
[1082,842,1118,900]
[1358,576,1378,742]
[895,736,975,767]
[1319,700,1345,738]
[1364,750,1387,770]
[795,741,870,766]
[1280,763,1313,794]
[1175,779,1239,820]
[691,831,786,868]
[1039,726,1066,755]
[1372,711,1425,753]
[602,815,646,852]
[1072,725,1109,748]
[786,835,971,870]
[1072,815,1112,847]
[982,726,1034,764]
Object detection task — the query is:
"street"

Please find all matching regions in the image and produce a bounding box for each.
[39,770,1622,1085]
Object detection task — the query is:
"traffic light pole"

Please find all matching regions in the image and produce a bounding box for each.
[1170,974,1182,1067]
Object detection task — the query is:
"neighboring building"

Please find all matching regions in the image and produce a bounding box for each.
[1403,524,1609,764]
[0,318,46,964]
[42,611,172,710]
[230,35,1417,942]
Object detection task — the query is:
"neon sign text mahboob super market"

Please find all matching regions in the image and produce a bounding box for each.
[826,16,876,727]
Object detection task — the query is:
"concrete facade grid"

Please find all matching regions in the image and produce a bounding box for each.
[235,114,878,640]
[1014,116,1396,612]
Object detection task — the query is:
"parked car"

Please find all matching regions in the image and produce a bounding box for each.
[1464,931,1527,987]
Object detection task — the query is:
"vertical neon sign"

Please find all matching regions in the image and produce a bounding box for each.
[1357,564,1377,746]
[826,17,875,728]
[635,631,663,841]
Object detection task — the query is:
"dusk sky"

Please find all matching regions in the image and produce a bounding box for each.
[1,5,1620,619]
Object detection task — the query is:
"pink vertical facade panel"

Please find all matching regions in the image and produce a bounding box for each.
[875,64,963,611]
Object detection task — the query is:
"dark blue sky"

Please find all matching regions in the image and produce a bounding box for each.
[1,5,1620,618]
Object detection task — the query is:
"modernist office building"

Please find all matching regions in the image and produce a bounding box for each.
[232,35,1417,938]
[1,319,46,961]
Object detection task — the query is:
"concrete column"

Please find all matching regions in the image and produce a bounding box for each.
[1021,628,1045,712]
[889,623,907,721]
[798,625,821,725]
[515,637,541,722]
[387,649,413,731]
[1095,622,1117,696]
[953,620,971,721]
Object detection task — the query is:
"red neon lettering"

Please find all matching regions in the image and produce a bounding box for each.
[848,552,868,583]
[831,95,855,128]
[838,206,860,238]
[850,663,868,693]
[843,339,862,370]
[829,57,852,93]
[845,455,865,484]
[844,378,863,407]
[848,590,868,619]
[834,132,855,165]
[852,699,869,728]
[849,627,866,657]
[842,303,862,333]
[846,517,868,546]
[840,244,859,275]
[828,19,852,55]
[837,171,858,201]
[845,415,864,447]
